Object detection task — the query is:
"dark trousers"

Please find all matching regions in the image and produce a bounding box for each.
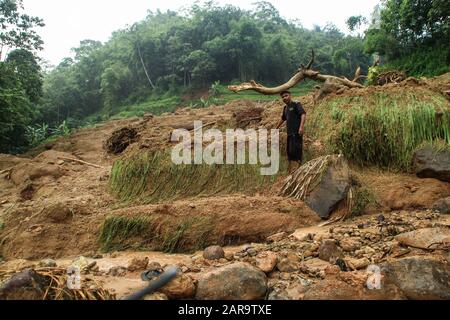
[286,133,303,162]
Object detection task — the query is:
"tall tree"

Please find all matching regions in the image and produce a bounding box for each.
[0,0,44,59]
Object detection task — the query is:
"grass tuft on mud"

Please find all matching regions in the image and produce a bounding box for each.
[98,214,216,253]
[309,90,450,171]
[109,150,284,203]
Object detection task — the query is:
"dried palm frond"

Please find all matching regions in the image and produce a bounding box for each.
[279,154,338,200]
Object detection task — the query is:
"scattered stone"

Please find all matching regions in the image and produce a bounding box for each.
[344,257,370,270]
[269,283,309,300]
[276,258,299,273]
[304,276,405,300]
[108,266,127,277]
[70,256,90,271]
[203,246,225,260]
[300,258,331,275]
[395,228,450,250]
[127,257,149,272]
[39,259,57,268]
[159,274,196,300]
[196,262,267,300]
[433,197,450,214]
[382,257,450,299]
[413,145,450,182]
[339,237,362,252]
[255,252,278,273]
[318,239,343,263]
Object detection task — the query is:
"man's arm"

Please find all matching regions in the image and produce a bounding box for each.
[276,119,285,129]
[299,114,306,135]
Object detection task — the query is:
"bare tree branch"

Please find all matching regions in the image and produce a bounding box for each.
[227,50,364,97]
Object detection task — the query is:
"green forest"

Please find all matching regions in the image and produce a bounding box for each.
[1,0,449,154]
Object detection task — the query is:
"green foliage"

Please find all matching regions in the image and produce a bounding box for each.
[0,61,36,153]
[37,3,371,133]
[0,0,45,57]
[309,91,450,171]
[364,0,450,76]
[99,215,153,252]
[380,44,450,77]
[98,214,215,253]
[24,120,71,148]
[349,185,378,217]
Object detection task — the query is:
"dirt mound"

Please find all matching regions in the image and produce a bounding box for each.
[234,107,264,128]
[104,127,138,155]
[358,169,450,212]
[0,195,320,260]
[0,154,29,171]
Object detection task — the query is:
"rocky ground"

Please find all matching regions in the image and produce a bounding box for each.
[0,76,449,300]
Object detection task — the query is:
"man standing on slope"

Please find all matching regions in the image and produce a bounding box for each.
[276,90,306,173]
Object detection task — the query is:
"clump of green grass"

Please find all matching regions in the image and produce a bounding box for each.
[109,150,286,203]
[309,91,450,171]
[349,185,378,217]
[98,214,216,253]
[99,216,154,252]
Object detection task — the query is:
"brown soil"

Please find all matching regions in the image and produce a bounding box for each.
[1,75,450,300]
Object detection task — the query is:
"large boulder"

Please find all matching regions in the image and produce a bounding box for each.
[413,145,450,182]
[195,262,267,300]
[395,228,450,250]
[305,156,350,219]
[381,257,450,300]
[280,155,351,219]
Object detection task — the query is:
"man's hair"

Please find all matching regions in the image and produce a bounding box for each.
[280,90,291,96]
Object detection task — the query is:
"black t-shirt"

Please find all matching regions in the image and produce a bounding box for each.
[282,101,306,135]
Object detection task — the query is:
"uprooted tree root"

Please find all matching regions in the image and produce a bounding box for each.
[228,50,364,99]
[376,70,407,85]
[233,107,264,128]
[104,127,138,155]
[0,268,116,300]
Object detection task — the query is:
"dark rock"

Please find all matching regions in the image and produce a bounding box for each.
[305,155,351,219]
[203,246,225,260]
[196,262,267,300]
[413,145,450,182]
[0,269,46,300]
[433,197,450,214]
[381,257,450,299]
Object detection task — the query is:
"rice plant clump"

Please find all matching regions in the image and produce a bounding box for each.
[109,150,285,203]
[308,91,450,171]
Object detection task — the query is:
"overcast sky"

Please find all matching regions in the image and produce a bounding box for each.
[22,0,380,66]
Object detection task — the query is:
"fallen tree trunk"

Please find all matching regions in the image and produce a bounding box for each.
[228,50,364,98]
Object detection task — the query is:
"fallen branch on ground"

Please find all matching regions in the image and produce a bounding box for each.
[57,157,103,169]
[228,50,364,99]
